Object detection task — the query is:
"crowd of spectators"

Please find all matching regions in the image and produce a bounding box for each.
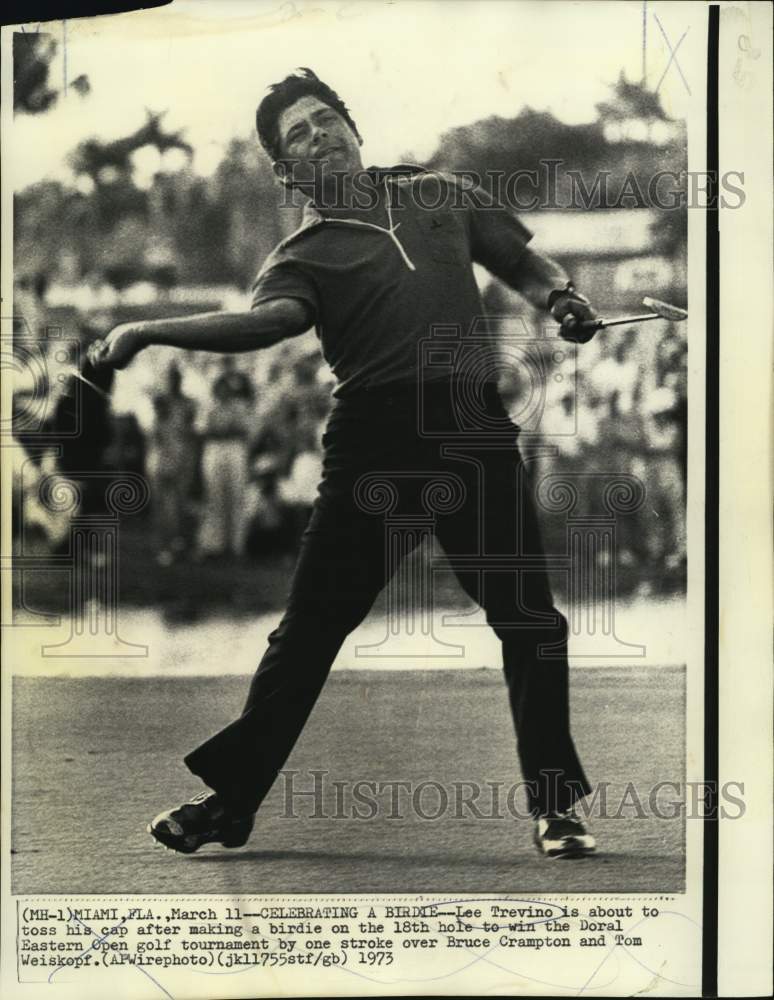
[119,342,332,565]
[11,295,687,594]
[11,318,332,567]
[529,322,687,591]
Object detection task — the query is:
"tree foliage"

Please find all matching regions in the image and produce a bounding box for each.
[14,74,684,292]
[69,111,193,184]
[595,72,670,122]
[13,31,90,116]
[13,32,59,115]
[427,77,686,205]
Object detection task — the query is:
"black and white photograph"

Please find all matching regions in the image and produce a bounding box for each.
[2,1,771,997]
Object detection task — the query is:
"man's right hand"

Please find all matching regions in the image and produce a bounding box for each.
[89,323,147,370]
[550,289,599,344]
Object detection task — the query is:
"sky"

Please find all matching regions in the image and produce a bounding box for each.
[8,0,698,187]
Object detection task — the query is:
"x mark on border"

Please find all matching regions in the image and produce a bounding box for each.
[654,14,691,96]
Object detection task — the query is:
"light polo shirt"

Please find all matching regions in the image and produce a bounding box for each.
[251,166,533,397]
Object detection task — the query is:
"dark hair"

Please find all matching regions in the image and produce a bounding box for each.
[255,67,361,162]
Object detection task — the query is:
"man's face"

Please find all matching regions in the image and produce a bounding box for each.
[276,95,363,192]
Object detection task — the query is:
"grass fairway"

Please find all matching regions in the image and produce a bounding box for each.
[12,667,684,896]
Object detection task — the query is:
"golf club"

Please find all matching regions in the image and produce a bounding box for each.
[578,296,688,333]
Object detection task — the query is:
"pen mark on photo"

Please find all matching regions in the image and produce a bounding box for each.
[48,914,174,1000]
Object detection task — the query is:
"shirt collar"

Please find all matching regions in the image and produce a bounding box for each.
[300,163,428,224]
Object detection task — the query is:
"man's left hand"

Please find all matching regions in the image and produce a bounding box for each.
[89,322,147,370]
[550,290,599,344]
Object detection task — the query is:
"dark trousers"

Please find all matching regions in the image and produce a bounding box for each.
[184,381,591,817]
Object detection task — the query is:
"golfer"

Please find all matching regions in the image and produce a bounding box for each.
[93,69,600,859]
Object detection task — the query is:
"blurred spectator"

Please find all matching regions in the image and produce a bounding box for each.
[11,438,72,554]
[50,331,115,517]
[605,382,649,574]
[638,385,686,578]
[13,272,49,341]
[244,452,293,556]
[197,356,255,559]
[277,417,324,545]
[105,413,146,478]
[147,362,198,566]
[538,374,601,521]
[655,326,688,486]
[588,327,641,415]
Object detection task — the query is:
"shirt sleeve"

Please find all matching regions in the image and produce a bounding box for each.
[462,181,534,288]
[250,252,320,321]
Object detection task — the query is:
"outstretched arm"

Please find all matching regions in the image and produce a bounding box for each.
[463,179,599,342]
[90,297,314,370]
[507,245,568,310]
[511,247,598,344]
